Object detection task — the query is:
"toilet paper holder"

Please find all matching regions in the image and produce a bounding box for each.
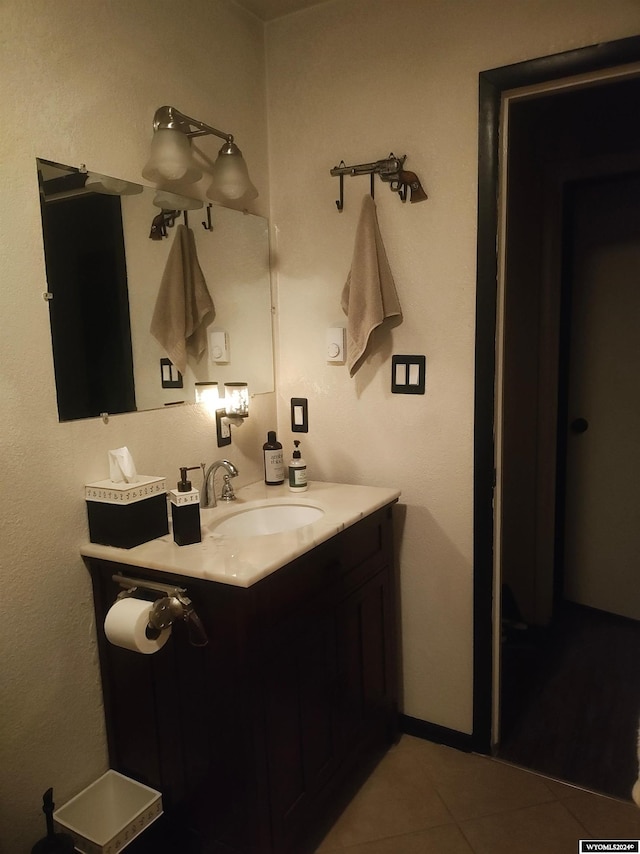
[112,574,208,647]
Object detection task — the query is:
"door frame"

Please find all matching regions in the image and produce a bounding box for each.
[472,34,640,753]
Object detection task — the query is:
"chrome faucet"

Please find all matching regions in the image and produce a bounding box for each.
[201,459,239,508]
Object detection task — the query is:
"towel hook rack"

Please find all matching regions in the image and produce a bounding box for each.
[330,153,427,211]
[148,209,191,240]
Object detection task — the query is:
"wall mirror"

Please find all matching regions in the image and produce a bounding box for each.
[37,158,274,422]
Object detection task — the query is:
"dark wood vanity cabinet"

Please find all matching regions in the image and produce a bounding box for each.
[86,503,398,854]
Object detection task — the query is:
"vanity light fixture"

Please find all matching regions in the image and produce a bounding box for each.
[224,382,249,420]
[195,381,220,415]
[142,106,258,204]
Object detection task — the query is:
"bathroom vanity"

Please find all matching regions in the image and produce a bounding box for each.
[82,481,400,854]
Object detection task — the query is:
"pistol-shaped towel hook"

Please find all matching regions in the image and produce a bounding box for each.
[330,154,427,211]
[149,209,192,239]
[149,209,180,239]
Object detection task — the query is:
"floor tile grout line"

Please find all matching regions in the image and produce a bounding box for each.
[455,815,482,854]
[319,819,469,853]
[316,734,640,852]
[555,799,593,838]
[453,798,593,854]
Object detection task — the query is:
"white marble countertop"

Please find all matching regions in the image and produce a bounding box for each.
[80,480,400,588]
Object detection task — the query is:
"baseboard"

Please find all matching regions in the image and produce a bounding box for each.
[399,714,474,753]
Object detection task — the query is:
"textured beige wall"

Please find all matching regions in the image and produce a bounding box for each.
[2,0,640,850]
[0,1,273,850]
[265,0,640,733]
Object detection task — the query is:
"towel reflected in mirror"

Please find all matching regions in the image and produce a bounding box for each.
[150,224,215,376]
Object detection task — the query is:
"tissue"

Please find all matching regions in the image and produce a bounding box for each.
[109,447,138,483]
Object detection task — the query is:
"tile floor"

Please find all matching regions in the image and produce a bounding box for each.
[315,735,640,854]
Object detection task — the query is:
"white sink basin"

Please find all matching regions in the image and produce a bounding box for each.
[208,501,324,537]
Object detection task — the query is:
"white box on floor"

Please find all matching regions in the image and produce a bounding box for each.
[53,770,162,854]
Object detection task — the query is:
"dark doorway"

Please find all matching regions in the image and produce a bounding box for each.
[40,170,136,421]
[473,36,640,799]
[498,163,640,800]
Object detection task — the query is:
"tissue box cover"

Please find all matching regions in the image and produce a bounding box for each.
[53,769,163,854]
[85,476,168,549]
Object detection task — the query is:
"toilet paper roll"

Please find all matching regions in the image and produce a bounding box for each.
[104,597,172,654]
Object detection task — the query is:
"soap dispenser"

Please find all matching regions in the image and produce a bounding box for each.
[288,440,308,492]
[170,466,201,546]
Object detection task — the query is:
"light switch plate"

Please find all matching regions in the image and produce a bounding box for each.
[391,355,426,394]
[216,409,232,446]
[160,358,182,389]
[291,397,309,432]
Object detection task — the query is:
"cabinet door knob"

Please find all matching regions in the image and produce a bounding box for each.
[570,417,589,434]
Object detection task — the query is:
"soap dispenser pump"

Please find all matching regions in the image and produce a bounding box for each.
[170,466,201,546]
[288,440,308,492]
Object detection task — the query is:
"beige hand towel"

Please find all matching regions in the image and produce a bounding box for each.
[150,224,215,376]
[341,194,402,377]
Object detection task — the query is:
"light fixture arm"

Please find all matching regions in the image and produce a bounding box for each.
[153,105,233,144]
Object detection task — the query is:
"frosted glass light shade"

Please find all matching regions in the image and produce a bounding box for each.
[142,128,202,184]
[152,190,203,210]
[224,383,249,418]
[84,173,143,196]
[206,143,258,202]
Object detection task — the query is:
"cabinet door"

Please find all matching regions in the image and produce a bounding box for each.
[263,611,339,850]
[336,567,396,755]
[263,567,397,853]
